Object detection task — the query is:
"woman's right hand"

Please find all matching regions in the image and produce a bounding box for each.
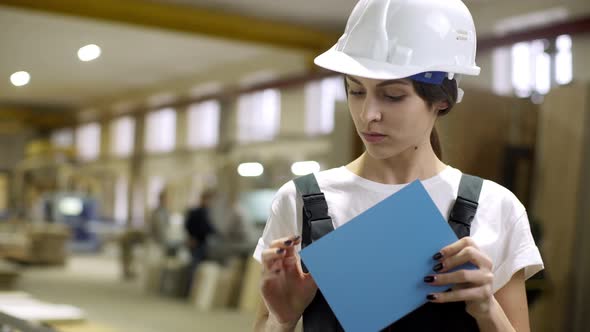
[260,235,317,327]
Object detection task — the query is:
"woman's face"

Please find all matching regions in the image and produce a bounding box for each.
[346,75,439,160]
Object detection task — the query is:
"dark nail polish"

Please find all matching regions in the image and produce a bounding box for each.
[284,240,293,246]
[277,248,285,254]
[433,263,443,272]
[293,235,301,241]
[427,294,437,301]
[433,252,443,260]
[423,276,436,283]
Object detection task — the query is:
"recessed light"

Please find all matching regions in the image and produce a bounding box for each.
[10,71,30,87]
[78,44,101,62]
[291,161,321,176]
[237,162,264,177]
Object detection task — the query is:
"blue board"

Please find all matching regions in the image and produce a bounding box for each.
[299,180,466,331]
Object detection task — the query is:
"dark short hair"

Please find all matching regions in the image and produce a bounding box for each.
[200,189,216,201]
[411,78,458,116]
[412,78,459,160]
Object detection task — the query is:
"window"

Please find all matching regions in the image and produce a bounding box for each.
[75,122,100,161]
[511,40,552,97]
[492,47,512,96]
[145,108,176,153]
[113,176,128,225]
[51,128,74,148]
[305,76,346,136]
[492,9,572,99]
[187,100,220,149]
[111,116,135,157]
[555,35,573,85]
[237,89,281,143]
[510,42,532,97]
[494,35,573,99]
[532,40,551,95]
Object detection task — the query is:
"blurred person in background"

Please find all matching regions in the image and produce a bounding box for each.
[184,189,217,275]
[148,189,171,253]
[120,189,170,280]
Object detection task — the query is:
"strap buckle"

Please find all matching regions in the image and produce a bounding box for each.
[449,196,478,227]
[302,193,330,221]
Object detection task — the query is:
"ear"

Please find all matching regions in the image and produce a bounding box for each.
[435,100,450,111]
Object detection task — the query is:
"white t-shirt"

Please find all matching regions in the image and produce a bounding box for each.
[253,165,544,292]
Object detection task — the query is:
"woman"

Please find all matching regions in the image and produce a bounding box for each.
[253,0,544,331]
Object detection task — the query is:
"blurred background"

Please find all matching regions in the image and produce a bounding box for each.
[0,0,588,331]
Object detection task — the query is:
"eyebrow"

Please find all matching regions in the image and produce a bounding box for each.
[345,75,410,87]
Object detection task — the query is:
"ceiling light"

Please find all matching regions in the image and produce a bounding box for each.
[10,71,30,87]
[78,44,101,62]
[238,163,264,177]
[291,161,321,176]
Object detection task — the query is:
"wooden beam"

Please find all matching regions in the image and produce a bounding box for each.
[479,15,590,52]
[0,0,339,52]
[0,107,76,129]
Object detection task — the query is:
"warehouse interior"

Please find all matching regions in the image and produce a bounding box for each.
[0,0,590,331]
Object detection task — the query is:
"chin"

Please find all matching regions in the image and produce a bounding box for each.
[364,145,405,160]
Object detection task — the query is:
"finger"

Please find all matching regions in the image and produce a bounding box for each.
[424,269,493,287]
[270,236,302,262]
[435,237,478,261]
[263,236,302,273]
[283,254,299,271]
[436,246,493,273]
[427,285,493,303]
[269,235,302,249]
[261,247,287,272]
[284,236,302,258]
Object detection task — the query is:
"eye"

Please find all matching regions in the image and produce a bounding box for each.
[348,89,365,96]
[384,94,405,102]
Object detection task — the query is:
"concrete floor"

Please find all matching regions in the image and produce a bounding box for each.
[15,251,255,332]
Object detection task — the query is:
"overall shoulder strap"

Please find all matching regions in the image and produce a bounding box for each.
[294,174,343,332]
[293,173,321,195]
[293,174,334,249]
[449,174,483,239]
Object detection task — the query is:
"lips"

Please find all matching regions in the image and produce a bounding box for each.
[362,132,387,143]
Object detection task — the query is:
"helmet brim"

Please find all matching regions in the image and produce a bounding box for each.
[314,46,481,80]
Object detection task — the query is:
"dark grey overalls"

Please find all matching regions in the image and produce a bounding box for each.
[294,173,483,332]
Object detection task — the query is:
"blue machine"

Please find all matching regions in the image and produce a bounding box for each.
[46,192,101,252]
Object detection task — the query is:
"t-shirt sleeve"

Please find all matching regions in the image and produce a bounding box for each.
[492,210,544,292]
[253,181,299,263]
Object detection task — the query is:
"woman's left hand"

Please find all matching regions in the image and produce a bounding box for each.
[425,236,495,318]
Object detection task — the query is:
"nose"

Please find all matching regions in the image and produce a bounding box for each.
[360,96,382,123]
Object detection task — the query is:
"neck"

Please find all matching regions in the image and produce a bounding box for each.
[346,144,446,185]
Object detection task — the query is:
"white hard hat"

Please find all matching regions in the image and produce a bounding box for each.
[314,0,480,101]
